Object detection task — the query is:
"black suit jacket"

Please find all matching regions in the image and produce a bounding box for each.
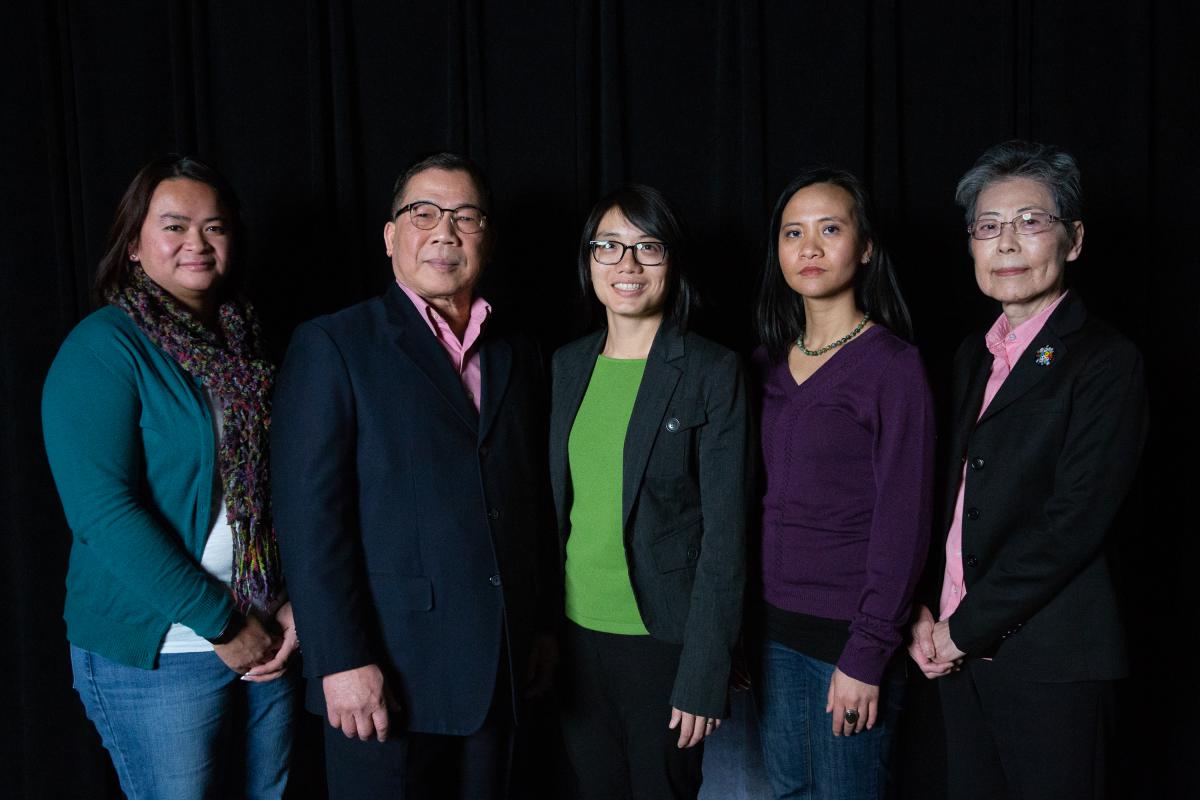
[929,292,1147,681]
[549,322,751,717]
[271,284,557,735]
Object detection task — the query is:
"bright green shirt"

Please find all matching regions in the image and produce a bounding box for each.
[565,356,649,635]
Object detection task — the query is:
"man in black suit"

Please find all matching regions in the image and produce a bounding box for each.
[271,153,557,799]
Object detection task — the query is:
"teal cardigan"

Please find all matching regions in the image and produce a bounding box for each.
[42,306,235,669]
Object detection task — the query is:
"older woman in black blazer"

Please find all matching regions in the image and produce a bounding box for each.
[549,185,750,800]
[908,140,1148,800]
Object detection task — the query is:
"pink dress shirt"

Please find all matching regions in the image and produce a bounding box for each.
[939,291,1069,620]
[397,281,491,412]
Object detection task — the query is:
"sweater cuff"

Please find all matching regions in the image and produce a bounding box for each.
[836,634,891,687]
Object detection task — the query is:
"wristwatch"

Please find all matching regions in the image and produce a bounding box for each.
[205,609,246,645]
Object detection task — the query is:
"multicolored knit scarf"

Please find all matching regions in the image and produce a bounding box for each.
[110,266,281,613]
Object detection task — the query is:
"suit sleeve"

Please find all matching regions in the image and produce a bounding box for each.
[41,338,233,637]
[528,339,564,635]
[948,339,1148,654]
[670,349,751,717]
[838,347,936,685]
[271,321,375,678]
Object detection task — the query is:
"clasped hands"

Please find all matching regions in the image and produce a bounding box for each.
[213,600,300,682]
[907,605,965,679]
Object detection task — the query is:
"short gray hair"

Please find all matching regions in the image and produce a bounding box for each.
[955,140,1083,228]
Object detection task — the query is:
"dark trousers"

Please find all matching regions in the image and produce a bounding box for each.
[559,620,704,800]
[322,661,514,800]
[938,659,1114,800]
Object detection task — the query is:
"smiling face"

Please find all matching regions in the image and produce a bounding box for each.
[383,167,490,304]
[777,182,872,303]
[588,206,670,324]
[970,177,1083,321]
[128,178,231,314]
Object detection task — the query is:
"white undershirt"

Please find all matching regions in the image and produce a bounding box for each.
[159,387,234,654]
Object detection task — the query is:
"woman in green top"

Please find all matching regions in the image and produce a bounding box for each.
[549,185,751,799]
[41,155,297,799]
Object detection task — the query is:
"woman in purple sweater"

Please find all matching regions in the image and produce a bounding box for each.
[752,167,935,799]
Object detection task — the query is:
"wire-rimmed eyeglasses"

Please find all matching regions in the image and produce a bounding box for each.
[968,211,1070,240]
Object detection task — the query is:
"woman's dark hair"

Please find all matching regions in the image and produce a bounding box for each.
[755,166,912,360]
[92,154,244,308]
[577,184,695,330]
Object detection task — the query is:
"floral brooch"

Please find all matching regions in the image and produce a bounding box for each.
[1034,346,1055,366]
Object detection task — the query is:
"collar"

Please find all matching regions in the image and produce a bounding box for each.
[396,280,491,349]
[984,291,1069,368]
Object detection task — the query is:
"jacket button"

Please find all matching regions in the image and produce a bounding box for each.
[479,444,490,457]
[488,509,500,520]
[966,507,980,520]
[665,417,681,433]
[686,546,699,561]
[489,574,501,586]
[970,457,985,470]
[965,554,979,568]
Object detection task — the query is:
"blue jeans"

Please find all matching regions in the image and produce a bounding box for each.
[70,644,297,800]
[757,640,904,800]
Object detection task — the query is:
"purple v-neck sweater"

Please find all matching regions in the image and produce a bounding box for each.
[754,326,935,685]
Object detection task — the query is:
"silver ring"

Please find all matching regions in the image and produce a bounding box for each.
[843,708,860,726]
[705,720,714,726]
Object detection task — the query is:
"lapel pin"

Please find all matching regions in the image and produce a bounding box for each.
[1034,346,1055,366]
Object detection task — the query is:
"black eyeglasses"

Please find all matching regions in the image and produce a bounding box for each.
[588,240,668,266]
[968,211,1069,240]
[395,202,488,234]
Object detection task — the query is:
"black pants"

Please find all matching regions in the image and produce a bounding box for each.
[559,620,704,800]
[322,660,514,800]
[938,659,1114,800]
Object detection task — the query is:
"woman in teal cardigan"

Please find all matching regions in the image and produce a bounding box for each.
[42,155,297,800]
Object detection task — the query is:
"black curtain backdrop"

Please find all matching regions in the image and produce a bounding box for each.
[3,2,1197,797]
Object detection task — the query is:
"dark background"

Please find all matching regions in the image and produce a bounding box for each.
[3,1,1197,797]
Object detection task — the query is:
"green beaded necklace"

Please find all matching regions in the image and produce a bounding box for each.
[796,312,870,357]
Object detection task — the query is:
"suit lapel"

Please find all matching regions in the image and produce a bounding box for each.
[976,293,1085,427]
[384,285,478,433]
[955,343,991,449]
[622,324,684,529]
[477,335,511,444]
[550,331,606,533]
[942,341,990,526]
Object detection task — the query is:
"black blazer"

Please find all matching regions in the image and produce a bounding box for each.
[549,322,751,717]
[928,292,1147,681]
[271,284,557,735]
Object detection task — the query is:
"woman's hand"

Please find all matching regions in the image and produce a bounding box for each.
[932,619,966,664]
[669,707,722,748]
[908,604,957,679]
[213,612,281,674]
[243,601,300,682]
[826,668,879,736]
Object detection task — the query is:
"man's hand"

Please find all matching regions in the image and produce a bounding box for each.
[323,664,396,742]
